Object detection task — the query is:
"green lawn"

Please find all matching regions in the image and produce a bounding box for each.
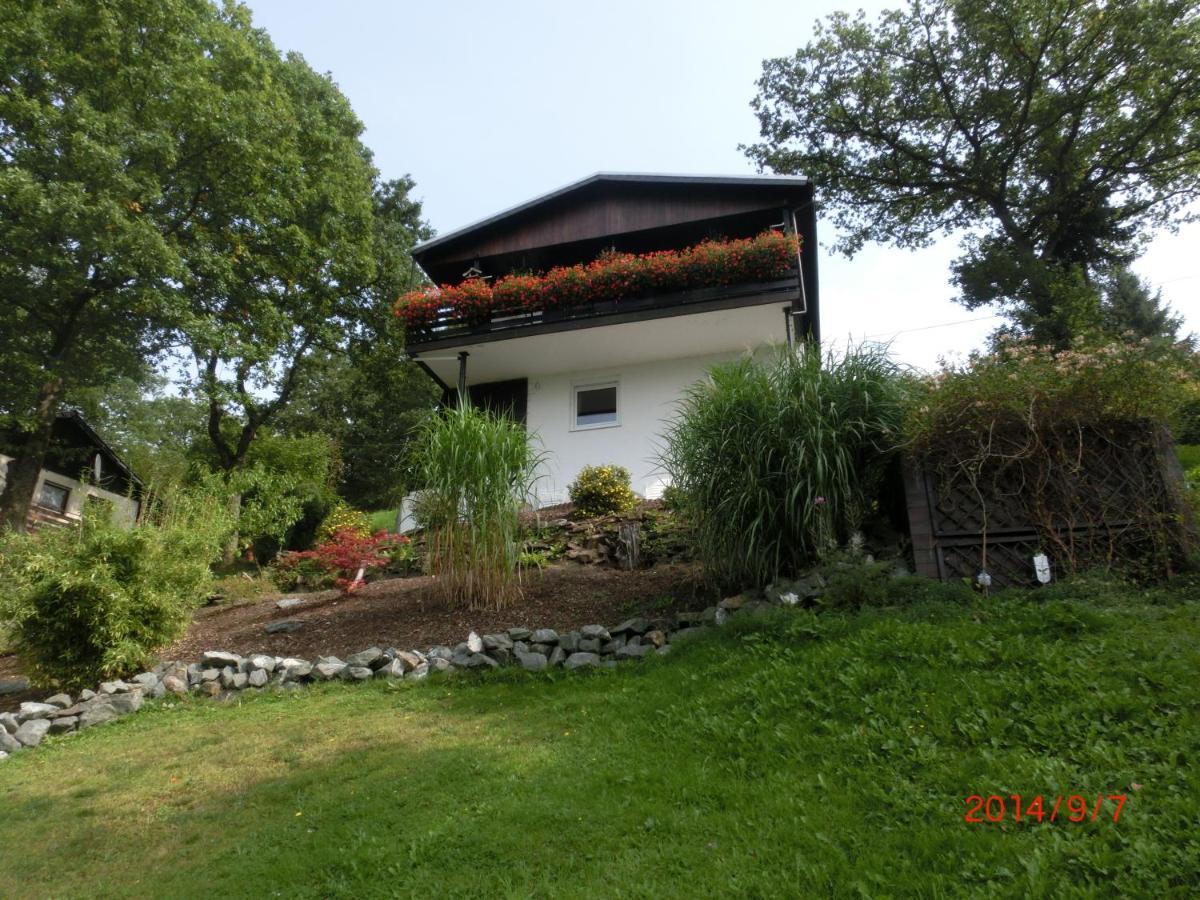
[367,508,399,533]
[2,581,1198,898]
[1177,443,1200,472]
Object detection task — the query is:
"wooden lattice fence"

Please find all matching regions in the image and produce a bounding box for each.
[904,425,1196,587]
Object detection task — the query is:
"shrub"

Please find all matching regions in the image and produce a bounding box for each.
[662,343,907,591]
[413,403,543,610]
[0,487,231,688]
[272,528,396,593]
[316,504,372,544]
[569,464,637,517]
[269,552,337,592]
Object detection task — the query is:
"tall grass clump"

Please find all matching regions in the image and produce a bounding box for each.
[413,403,542,610]
[0,485,232,688]
[662,343,906,590]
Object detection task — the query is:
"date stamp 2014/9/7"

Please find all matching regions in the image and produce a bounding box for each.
[965,794,1127,824]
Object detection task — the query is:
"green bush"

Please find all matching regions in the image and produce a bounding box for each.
[0,488,231,688]
[413,403,543,610]
[569,464,636,517]
[662,343,907,590]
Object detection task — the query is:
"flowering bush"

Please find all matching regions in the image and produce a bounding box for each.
[396,229,800,328]
[272,528,402,594]
[569,464,637,517]
[315,504,372,544]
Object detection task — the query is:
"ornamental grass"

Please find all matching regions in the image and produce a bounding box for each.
[412,403,543,610]
[661,343,906,591]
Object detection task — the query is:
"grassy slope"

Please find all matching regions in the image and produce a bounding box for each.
[1,588,1198,898]
[1177,444,1199,471]
[367,508,399,533]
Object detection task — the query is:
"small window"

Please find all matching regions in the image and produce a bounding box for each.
[36,481,70,514]
[573,382,619,429]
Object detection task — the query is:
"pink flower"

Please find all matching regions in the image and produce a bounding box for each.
[814,496,826,506]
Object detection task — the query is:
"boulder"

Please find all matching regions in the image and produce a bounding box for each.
[559,632,581,653]
[375,659,406,679]
[107,692,143,715]
[427,646,454,661]
[197,682,221,698]
[219,668,239,689]
[611,617,650,635]
[461,653,498,670]
[581,624,611,641]
[718,593,751,611]
[346,648,383,669]
[515,650,548,672]
[246,654,277,673]
[408,662,430,681]
[79,689,97,701]
[131,673,159,691]
[265,620,301,635]
[395,650,423,672]
[507,627,533,641]
[230,672,249,690]
[201,650,242,668]
[281,661,313,682]
[247,669,269,689]
[467,631,484,653]
[199,668,220,683]
[48,716,78,735]
[531,628,559,645]
[275,597,305,610]
[0,712,18,734]
[0,677,31,695]
[548,646,567,667]
[671,626,708,643]
[563,652,602,670]
[314,662,347,681]
[0,729,20,753]
[427,657,451,673]
[482,633,514,652]
[79,704,119,729]
[644,630,667,648]
[44,693,73,710]
[18,702,58,722]
[578,638,601,654]
[162,675,188,695]
[345,666,373,681]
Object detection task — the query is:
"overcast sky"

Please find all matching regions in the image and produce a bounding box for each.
[243,0,1198,370]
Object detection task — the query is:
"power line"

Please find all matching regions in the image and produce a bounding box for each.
[863,315,998,340]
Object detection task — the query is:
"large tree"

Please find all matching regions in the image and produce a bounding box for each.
[0,0,289,529]
[746,0,1200,346]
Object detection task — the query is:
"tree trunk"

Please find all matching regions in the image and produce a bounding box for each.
[222,489,242,568]
[0,378,65,532]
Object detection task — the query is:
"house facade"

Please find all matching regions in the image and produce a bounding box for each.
[402,173,819,506]
[0,411,143,528]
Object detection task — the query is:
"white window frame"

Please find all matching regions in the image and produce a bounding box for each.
[570,379,621,431]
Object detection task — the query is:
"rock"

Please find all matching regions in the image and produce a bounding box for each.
[515,650,548,671]
[531,628,559,645]
[345,666,373,681]
[0,729,20,753]
[0,751,7,761]
[265,620,301,634]
[248,669,269,688]
[736,599,776,616]
[0,677,31,695]
[559,632,581,653]
[281,660,313,682]
[674,611,706,628]
[656,644,672,656]
[79,689,96,701]
[507,627,533,641]
[201,650,242,669]
[314,662,347,681]
[132,673,159,691]
[714,608,728,626]
[0,712,18,734]
[482,633,514,652]
[427,646,454,661]
[671,626,708,643]
[147,681,166,700]
[79,704,119,729]
[611,617,650,635]
[18,702,59,722]
[395,650,423,672]
[461,653,498,670]
[616,643,651,659]
[564,652,601,670]
[219,668,239,689]
[48,716,77,735]
[346,648,383,668]
[409,662,430,681]
[488,647,513,666]
[375,659,406,679]
[162,675,188,695]
[199,668,220,683]
[579,637,601,653]
[548,646,567,667]
[467,631,484,653]
[275,597,306,610]
[49,703,85,718]
[315,655,345,666]
[107,692,143,715]
[98,681,133,695]
[719,594,751,611]
[427,657,451,673]
[230,672,249,690]
[44,693,73,710]
[581,624,611,641]
[246,654,277,673]
[197,682,221,697]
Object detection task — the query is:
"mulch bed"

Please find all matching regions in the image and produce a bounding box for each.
[1,561,709,711]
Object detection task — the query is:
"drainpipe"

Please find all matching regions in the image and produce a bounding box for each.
[457,351,469,407]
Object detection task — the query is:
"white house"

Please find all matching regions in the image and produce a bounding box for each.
[0,410,143,528]
[403,173,820,507]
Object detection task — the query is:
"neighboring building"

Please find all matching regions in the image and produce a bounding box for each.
[404,173,819,506]
[0,410,143,528]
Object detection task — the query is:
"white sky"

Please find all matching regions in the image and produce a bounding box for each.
[242,0,1199,370]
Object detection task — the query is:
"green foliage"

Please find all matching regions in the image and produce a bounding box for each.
[0,487,231,688]
[662,343,907,590]
[1100,268,1194,348]
[2,587,1199,895]
[316,504,372,544]
[746,0,1200,346]
[413,403,543,610]
[569,464,637,517]
[268,553,336,593]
